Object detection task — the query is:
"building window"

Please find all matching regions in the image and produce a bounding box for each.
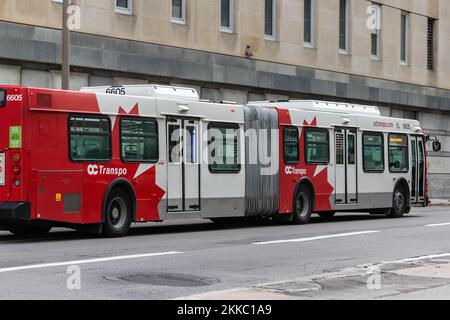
[220,0,234,32]
[427,18,435,70]
[401,12,409,64]
[120,118,159,162]
[370,4,381,59]
[283,127,299,164]
[115,0,132,15]
[171,0,186,24]
[264,0,276,39]
[208,123,241,173]
[305,128,329,164]
[304,0,314,46]
[69,116,111,162]
[339,0,349,52]
[389,134,409,173]
[363,132,384,172]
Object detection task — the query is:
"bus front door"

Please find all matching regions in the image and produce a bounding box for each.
[411,136,425,204]
[167,118,200,212]
[334,128,358,205]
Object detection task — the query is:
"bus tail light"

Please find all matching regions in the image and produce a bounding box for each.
[12,164,21,175]
[12,152,21,162]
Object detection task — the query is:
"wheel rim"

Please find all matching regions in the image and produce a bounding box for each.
[109,197,127,229]
[296,192,309,218]
[393,191,405,213]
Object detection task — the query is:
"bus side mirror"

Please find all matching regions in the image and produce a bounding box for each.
[433,141,442,152]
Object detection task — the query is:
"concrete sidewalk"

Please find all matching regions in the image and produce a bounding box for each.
[430,199,450,207]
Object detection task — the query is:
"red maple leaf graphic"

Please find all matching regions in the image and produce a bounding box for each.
[299,117,334,211]
[109,103,165,220]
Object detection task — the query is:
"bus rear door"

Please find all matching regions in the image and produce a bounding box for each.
[166,117,200,212]
[334,128,358,205]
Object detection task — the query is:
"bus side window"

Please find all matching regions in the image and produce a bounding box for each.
[69,116,112,162]
[305,128,330,164]
[362,132,384,172]
[208,123,241,173]
[283,127,299,164]
[120,118,159,163]
[388,134,408,173]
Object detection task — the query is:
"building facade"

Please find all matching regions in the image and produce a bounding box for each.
[0,0,449,198]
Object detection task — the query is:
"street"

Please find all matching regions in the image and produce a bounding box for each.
[1,206,450,300]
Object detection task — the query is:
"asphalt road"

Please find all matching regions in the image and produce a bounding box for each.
[1,206,450,300]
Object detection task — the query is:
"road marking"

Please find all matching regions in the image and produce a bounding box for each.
[0,251,182,273]
[425,222,450,227]
[253,230,380,245]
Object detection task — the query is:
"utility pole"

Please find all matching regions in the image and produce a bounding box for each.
[62,0,70,90]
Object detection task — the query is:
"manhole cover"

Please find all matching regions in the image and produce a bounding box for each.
[117,273,219,287]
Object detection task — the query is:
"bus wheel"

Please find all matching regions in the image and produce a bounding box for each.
[318,211,336,219]
[387,187,407,218]
[103,188,132,237]
[9,224,52,236]
[292,185,313,224]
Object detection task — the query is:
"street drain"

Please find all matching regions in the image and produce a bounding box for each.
[117,273,219,287]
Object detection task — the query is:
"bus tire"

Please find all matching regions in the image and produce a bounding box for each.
[318,211,336,218]
[9,224,52,236]
[102,188,132,237]
[387,186,407,218]
[292,185,313,224]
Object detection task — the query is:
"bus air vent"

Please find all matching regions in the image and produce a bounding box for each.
[36,94,53,108]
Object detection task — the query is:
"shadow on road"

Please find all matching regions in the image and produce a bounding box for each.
[0,213,423,244]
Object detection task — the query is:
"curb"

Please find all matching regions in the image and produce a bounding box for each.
[429,202,450,207]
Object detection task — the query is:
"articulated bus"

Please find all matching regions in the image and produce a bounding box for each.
[0,84,435,237]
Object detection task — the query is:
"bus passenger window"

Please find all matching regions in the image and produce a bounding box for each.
[121,118,158,162]
[348,134,356,165]
[168,124,181,163]
[335,132,344,165]
[69,116,111,161]
[208,123,240,173]
[186,125,197,164]
[363,132,384,172]
[305,128,329,164]
[283,127,299,164]
[388,134,408,173]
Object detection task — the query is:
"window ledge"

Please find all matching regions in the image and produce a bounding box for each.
[115,8,132,16]
[264,35,277,41]
[220,27,234,34]
[304,42,315,49]
[171,18,186,25]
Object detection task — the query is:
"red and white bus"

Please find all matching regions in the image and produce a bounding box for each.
[0,84,433,237]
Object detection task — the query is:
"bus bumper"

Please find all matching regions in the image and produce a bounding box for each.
[0,202,30,224]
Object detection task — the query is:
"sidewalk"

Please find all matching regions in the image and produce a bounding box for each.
[430,199,450,207]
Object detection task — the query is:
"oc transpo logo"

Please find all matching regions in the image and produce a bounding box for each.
[87,164,127,177]
[285,166,307,176]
